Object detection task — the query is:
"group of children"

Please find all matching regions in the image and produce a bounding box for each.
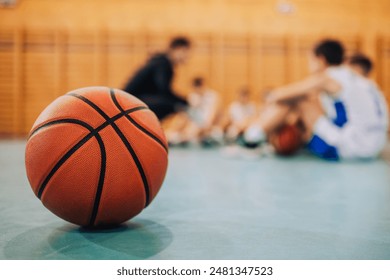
[164,81,257,147]
[164,39,389,161]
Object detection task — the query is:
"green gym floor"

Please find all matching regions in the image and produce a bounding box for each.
[1,140,390,260]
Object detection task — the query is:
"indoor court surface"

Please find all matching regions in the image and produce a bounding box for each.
[1,140,390,260]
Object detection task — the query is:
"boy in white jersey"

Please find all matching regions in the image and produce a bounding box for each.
[225,87,257,142]
[244,39,388,160]
[166,77,220,146]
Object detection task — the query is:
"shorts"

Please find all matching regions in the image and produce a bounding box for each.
[307,100,347,160]
[307,135,339,160]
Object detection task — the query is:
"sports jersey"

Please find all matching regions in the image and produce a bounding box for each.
[310,66,388,160]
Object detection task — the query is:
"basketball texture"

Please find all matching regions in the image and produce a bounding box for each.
[25,87,168,227]
[269,124,302,156]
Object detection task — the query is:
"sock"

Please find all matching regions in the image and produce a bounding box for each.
[244,125,266,144]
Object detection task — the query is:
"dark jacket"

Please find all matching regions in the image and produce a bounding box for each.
[123,53,186,105]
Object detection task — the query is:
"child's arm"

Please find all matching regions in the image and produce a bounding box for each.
[267,73,341,103]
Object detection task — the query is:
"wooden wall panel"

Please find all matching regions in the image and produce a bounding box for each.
[0,30,389,136]
[64,32,99,91]
[106,32,136,90]
[0,30,16,135]
[2,0,390,35]
[258,37,289,92]
[378,37,390,105]
[0,0,389,136]
[22,30,57,132]
[221,35,250,104]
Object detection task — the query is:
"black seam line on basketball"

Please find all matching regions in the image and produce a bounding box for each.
[29,106,148,140]
[33,107,146,198]
[36,120,107,220]
[69,93,151,207]
[37,120,96,198]
[31,118,107,227]
[109,88,168,153]
[29,119,93,140]
[89,129,106,227]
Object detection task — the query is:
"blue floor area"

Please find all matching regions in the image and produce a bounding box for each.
[1,140,390,259]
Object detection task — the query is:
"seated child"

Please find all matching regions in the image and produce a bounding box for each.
[224,87,257,142]
[166,77,220,146]
[243,39,388,160]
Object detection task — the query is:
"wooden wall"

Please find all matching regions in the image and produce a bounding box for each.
[1,0,390,136]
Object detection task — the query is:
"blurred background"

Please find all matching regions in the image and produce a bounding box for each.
[0,0,389,136]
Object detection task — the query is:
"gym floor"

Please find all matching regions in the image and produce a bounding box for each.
[1,140,390,260]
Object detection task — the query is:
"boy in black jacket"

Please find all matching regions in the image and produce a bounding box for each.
[123,37,191,120]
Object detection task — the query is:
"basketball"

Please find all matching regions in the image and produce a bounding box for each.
[269,124,302,156]
[25,87,168,227]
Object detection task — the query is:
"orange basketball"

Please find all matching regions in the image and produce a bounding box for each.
[25,87,168,227]
[269,124,302,156]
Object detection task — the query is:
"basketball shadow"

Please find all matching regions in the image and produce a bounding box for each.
[3,219,173,260]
